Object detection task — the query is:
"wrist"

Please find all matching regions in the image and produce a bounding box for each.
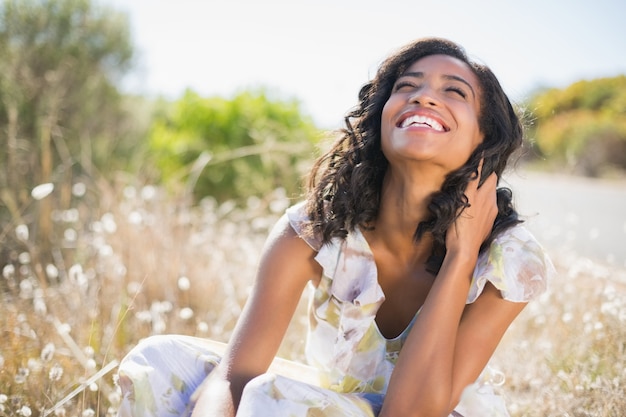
[441,248,478,280]
[445,246,479,265]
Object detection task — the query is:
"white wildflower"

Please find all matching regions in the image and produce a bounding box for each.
[0,393,7,403]
[68,264,85,285]
[15,224,29,241]
[62,208,79,223]
[246,195,261,210]
[82,409,95,417]
[128,210,142,225]
[72,182,86,197]
[101,213,117,234]
[45,264,59,280]
[31,183,54,200]
[2,264,15,279]
[49,364,63,381]
[41,343,55,361]
[152,300,172,313]
[141,185,157,201]
[152,318,166,334]
[57,322,71,334]
[123,185,136,199]
[27,358,42,373]
[135,310,152,323]
[34,295,47,315]
[127,281,142,295]
[98,244,113,257]
[86,359,96,371]
[83,346,95,358]
[63,228,77,242]
[15,367,29,383]
[561,312,573,323]
[179,307,194,320]
[114,263,127,279]
[18,405,32,417]
[177,276,191,291]
[108,390,121,405]
[197,321,209,333]
[19,279,34,299]
[18,252,31,264]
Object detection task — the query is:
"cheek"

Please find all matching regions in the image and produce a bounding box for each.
[462,111,483,147]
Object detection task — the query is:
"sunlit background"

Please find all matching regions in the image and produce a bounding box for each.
[1,0,626,415]
[107,0,626,128]
[106,0,626,263]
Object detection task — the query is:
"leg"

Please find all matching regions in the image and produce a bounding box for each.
[116,335,221,417]
[237,373,380,417]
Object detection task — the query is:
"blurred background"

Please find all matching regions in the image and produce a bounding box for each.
[0,0,625,416]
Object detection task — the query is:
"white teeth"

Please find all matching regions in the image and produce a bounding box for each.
[400,114,444,131]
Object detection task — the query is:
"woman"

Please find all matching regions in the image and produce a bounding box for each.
[116,37,554,417]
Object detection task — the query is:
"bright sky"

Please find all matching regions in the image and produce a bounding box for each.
[107,0,626,128]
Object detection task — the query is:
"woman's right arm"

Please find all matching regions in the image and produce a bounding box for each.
[190,213,322,417]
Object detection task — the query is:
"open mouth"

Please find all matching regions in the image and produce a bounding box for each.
[399,114,448,132]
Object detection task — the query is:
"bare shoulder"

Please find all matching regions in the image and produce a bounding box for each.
[258,213,323,287]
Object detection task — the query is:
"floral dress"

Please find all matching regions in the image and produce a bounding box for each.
[116,202,554,417]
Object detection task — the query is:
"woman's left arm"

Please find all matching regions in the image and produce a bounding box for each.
[380,170,528,417]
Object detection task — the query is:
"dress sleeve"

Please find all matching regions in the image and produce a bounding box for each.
[285,201,323,251]
[467,225,555,303]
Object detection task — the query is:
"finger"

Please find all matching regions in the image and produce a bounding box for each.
[482,172,497,189]
[475,158,484,182]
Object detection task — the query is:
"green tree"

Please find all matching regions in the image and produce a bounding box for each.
[0,0,141,264]
[526,75,626,176]
[148,89,321,203]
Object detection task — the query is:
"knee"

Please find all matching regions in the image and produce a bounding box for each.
[239,373,279,404]
[120,335,172,366]
[116,335,212,417]
[245,373,278,392]
[117,335,174,399]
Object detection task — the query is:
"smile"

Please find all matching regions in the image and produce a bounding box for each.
[399,114,447,132]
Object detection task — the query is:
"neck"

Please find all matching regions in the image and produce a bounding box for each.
[366,166,444,259]
[380,165,444,224]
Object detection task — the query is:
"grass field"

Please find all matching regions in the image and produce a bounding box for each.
[1,180,624,416]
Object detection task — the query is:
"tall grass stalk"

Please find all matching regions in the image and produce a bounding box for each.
[0,178,623,416]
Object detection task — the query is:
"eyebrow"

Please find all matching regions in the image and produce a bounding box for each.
[399,71,476,98]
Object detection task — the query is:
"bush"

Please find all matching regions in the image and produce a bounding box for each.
[147,89,322,203]
[526,76,626,176]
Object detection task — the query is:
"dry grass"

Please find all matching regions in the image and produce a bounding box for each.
[0,178,624,416]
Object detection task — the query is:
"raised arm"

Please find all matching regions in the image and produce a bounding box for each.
[380,172,528,417]
[190,213,321,417]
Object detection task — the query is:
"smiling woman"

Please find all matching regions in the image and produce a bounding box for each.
[116,37,555,417]
[380,54,483,177]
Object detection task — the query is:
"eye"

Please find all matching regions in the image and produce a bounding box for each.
[446,86,467,99]
[393,80,418,92]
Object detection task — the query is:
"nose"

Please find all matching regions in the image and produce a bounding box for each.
[408,85,438,107]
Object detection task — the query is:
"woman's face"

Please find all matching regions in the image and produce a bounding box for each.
[380,54,483,175]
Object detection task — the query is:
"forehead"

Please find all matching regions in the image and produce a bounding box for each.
[401,54,480,88]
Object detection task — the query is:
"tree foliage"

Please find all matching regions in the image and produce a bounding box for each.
[0,0,141,263]
[148,89,321,203]
[526,75,626,176]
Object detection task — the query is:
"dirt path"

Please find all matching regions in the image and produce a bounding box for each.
[503,170,626,268]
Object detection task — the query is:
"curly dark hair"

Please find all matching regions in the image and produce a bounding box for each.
[305,37,524,274]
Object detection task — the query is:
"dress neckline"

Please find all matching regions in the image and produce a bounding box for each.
[352,226,422,343]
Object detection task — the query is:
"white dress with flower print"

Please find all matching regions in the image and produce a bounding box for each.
[116,201,554,417]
